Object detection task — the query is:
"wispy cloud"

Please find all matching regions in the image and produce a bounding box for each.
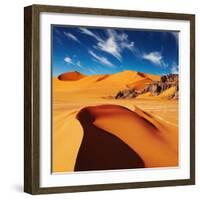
[120,41,134,51]
[142,51,169,68]
[142,51,163,66]
[64,56,83,68]
[171,62,179,74]
[96,29,134,61]
[88,50,114,67]
[76,61,83,68]
[79,28,134,61]
[55,36,62,45]
[64,56,73,64]
[54,28,62,36]
[96,30,121,61]
[64,32,80,43]
[79,28,103,42]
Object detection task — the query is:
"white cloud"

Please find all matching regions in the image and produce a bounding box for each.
[171,63,179,74]
[64,56,83,69]
[64,56,73,64]
[64,32,80,43]
[142,51,163,66]
[96,29,134,61]
[120,41,134,51]
[97,34,121,61]
[79,28,103,42]
[79,28,134,61]
[88,50,114,67]
[108,30,134,50]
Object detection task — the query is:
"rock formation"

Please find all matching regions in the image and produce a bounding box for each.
[115,74,178,99]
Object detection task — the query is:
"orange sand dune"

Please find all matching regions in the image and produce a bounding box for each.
[75,105,144,171]
[95,70,160,87]
[52,110,83,172]
[58,71,86,81]
[75,105,178,170]
[127,77,153,90]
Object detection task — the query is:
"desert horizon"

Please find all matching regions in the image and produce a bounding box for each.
[52,69,178,173]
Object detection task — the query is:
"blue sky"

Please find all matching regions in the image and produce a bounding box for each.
[52,25,179,76]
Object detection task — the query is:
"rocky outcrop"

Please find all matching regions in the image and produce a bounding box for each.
[143,81,178,96]
[161,74,178,83]
[115,89,138,99]
[115,74,178,99]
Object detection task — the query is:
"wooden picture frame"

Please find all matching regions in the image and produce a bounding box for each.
[24,4,195,194]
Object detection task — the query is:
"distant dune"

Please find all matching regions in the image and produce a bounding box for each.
[53,70,161,100]
[96,70,160,86]
[58,71,86,81]
[126,77,153,91]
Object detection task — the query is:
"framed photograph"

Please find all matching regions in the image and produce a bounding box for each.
[24,4,195,194]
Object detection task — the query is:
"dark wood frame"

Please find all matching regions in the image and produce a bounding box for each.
[24,4,195,195]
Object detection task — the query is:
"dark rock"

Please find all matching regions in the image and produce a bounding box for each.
[115,74,179,99]
[115,89,137,99]
[161,74,178,83]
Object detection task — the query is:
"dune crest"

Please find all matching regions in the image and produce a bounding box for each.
[75,104,178,170]
[126,77,153,90]
[58,71,86,81]
[75,106,145,171]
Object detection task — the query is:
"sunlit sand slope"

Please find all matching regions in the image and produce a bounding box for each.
[75,105,178,170]
[52,110,83,172]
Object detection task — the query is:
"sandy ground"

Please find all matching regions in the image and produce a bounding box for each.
[52,71,178,173]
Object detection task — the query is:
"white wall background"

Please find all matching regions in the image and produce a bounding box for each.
[0,0,199,199]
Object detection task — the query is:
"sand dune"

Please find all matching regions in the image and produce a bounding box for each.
[53,70,161,101]
[52,70,178,172]
[127,77,153,90]
[52,110,83,172]
[75,105,145,171]
[58,71,86,81]
[74,105,178,170]
[93,70,160,88]
[136,92,153,99]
